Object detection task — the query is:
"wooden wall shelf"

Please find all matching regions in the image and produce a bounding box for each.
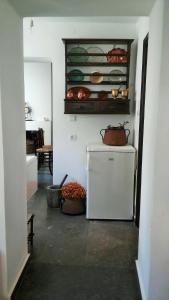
[63,38,133,114]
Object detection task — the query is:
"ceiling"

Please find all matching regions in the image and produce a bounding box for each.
[9,0,156,17]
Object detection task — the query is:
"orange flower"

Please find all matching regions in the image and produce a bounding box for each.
[62,182,86,201]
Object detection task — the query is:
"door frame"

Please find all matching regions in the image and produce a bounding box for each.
[135,34,149,227]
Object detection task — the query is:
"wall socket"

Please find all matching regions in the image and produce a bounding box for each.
[70,134,77,141]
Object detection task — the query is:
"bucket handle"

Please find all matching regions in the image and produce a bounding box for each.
[59,174,68,189]
[100,129,105,141]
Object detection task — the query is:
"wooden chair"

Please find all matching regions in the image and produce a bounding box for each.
[26,128,44,154]
[36,129,53,175]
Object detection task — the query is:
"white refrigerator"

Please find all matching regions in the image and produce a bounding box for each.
[86,144,135,220]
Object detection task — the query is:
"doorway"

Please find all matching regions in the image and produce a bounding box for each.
[135,34,149,227]
[24,59,53,196]
[24,60,52,145]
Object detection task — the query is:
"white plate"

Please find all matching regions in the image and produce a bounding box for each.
[108,70,124,82]
[68,47,88,63]
[90,72,103,84]
[87,46,105,63]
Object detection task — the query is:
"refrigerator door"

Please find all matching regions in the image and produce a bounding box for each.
[87,151,135,220]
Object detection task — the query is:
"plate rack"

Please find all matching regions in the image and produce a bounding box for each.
[63,38,134,114]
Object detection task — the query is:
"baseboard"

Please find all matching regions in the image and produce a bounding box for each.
[8,253,30,298]
[136,260,146,300]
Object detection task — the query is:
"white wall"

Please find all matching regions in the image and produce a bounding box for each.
[0,0,28,298]
[24,18,137,186]
[24,61,52,121]
[137,0,169,299]
[134,17,149,149]
[0,72,7,300]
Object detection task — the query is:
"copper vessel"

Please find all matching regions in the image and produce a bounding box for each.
[106,48,128,64]
[112,89,119,98]
[100,123,130,146]
[121,89,128,98]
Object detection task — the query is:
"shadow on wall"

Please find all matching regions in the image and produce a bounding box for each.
[0,252,7,300]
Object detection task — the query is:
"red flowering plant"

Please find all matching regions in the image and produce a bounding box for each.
[61,182,86,201]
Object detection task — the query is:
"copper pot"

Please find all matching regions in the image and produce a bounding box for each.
[77,88,87,100]
[67,89,74,100]
[107,48,128,64]
[100,124,130,146]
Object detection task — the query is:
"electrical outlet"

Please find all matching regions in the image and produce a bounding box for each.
[70,134,77,141]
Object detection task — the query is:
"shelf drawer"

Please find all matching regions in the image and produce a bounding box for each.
[64,99,130,115]
[65,101,97,114]
[99,100,130,114]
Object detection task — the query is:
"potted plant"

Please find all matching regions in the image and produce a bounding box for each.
[61,182,86,215]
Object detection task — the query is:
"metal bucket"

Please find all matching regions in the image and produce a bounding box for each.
[46,185,62,208]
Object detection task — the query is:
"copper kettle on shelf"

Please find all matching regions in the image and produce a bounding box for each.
[100,122,130,146]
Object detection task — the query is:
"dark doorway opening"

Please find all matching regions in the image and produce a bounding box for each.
[135,34,149,227]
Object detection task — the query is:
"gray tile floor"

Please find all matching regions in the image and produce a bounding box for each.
[12,171,141,300]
